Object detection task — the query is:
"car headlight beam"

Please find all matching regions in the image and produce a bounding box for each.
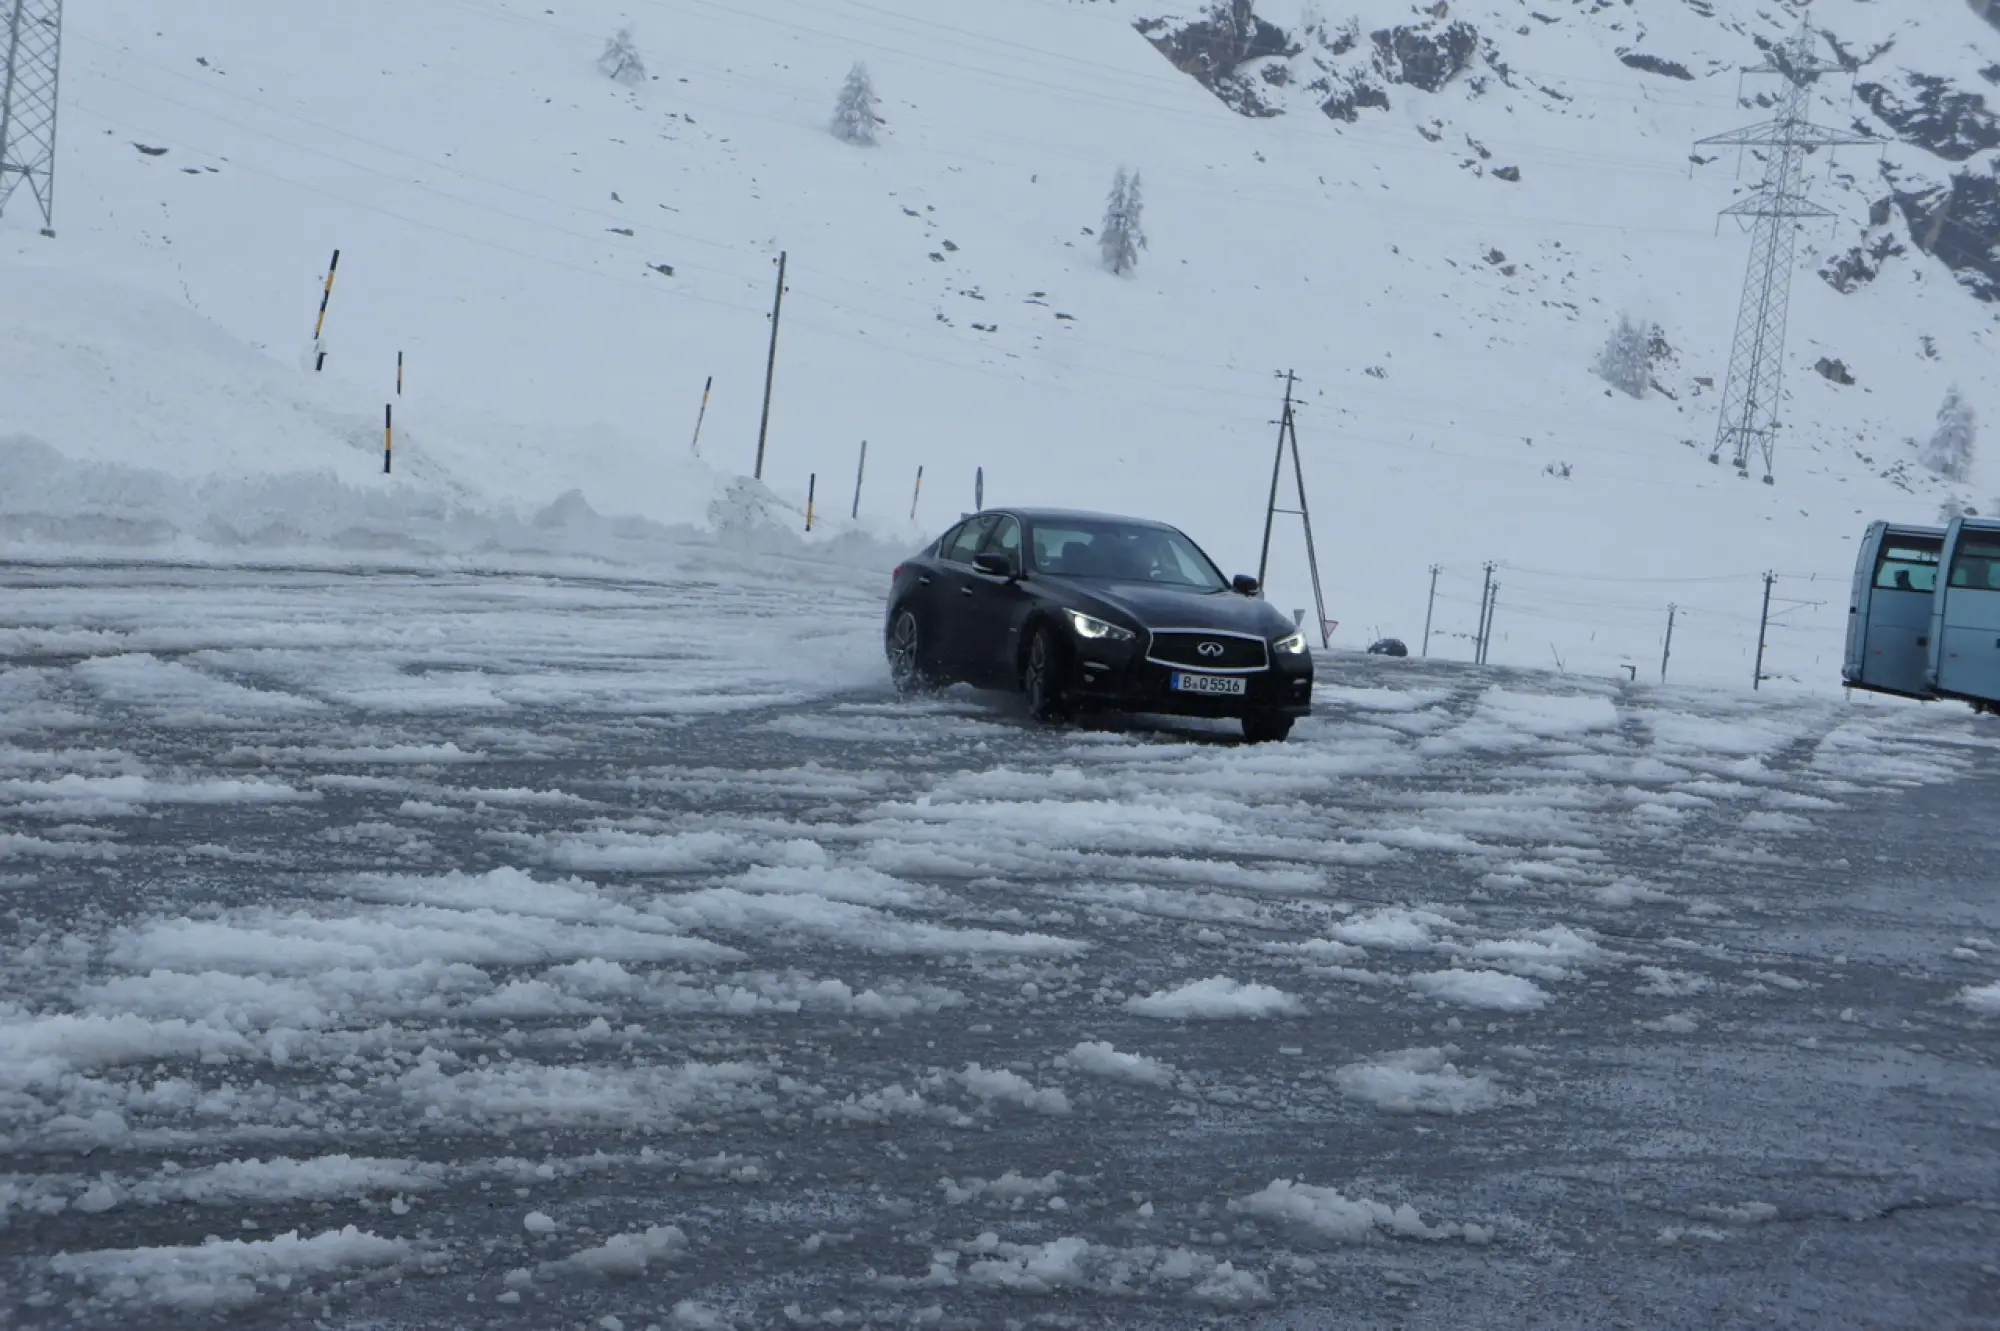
[1066,610,1135,642]
[1273,631,1308,656]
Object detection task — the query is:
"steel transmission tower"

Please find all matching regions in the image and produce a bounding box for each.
[1696,18,1868,484]
[0,0,61,236]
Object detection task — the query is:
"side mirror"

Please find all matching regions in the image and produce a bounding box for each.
[1231,574,1260,596]
[973,552,1019,579]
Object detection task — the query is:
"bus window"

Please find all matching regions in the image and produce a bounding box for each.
[1873,541,1940,592]
[1950,537,2000,590]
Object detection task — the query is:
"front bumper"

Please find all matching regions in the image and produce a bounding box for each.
[1065,638,1313,718]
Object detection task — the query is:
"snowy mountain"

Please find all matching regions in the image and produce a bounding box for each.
[4,0,1997,684]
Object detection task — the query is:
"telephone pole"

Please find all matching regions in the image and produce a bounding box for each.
[1696,18,1870,484]
[753,250,787,481]
[1421,563,1441,657]
[1256,371,1333,648]
[0,0,62,236]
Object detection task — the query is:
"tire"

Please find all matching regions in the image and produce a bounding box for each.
[1241,713,1294,744]
[1022,623,1072,723]
[887,607,932,695]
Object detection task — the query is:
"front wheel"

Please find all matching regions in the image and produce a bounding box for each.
[1241,713,1294,744]
[1022,624,1072,723]
[887,607,931,695]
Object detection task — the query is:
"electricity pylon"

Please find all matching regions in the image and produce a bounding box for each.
[1696,17,1869,484]
[0,0,61,235]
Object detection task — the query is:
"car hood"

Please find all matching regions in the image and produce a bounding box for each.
[1059,580,1293,637]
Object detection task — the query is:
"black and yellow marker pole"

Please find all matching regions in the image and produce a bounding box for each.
[383,403,393,475]
[397,351,404,397]
[851,440,867,520]
[805,473,816,532]
[909,464,923,522]
[312,249,340,372]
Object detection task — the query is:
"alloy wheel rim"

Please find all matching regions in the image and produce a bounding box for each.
[892,614,918,684]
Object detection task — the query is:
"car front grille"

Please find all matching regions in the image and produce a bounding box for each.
[1146,630,1269,673]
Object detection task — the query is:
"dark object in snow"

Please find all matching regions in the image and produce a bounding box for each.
[132,143,168,157]
[607,227,634,236]
[647,263,675,277]
[1814,357,1856,386]
[1367,638,1409,657]
[886,507,1313,743]
[1493,165,1521,182]
[1618,51,1695,81]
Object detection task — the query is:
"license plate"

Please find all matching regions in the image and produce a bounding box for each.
[1171,671,1247,696]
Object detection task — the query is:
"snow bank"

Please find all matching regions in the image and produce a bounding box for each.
[1958,982,2000,1014]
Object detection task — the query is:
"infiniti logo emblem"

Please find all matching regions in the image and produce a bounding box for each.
[1197,641,1226,658]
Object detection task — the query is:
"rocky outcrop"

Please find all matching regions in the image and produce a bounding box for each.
[1889,165,2000,302]
[1138,9,1485,124]
[1372,21,1480,95]
[1859,74,2000,161]
[1618,51,1694,81]
[1135,3,1299,118]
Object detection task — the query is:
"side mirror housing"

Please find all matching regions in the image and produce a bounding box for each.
[1231,574,1260,596]
[973,551,1020,579]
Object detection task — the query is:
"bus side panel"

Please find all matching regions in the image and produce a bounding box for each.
[1843,521,1885,684]
[1862,590,1937,698]
[1926,518,1963,691]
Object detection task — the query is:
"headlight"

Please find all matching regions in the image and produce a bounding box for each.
[1066,610,1135,642]
[1273,631,1308,656]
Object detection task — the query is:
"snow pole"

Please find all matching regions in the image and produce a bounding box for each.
[689,375,712,456]
[910,464,923,522]
[975,465,984,511]
[805,472,817,532]
[852,440,867,520]
[383,403,393,474]
[396,350,404,396]
[312,249,340,372]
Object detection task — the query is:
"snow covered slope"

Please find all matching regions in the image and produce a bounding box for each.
[3,0,1997,684]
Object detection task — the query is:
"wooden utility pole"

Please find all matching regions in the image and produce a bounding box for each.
[754,252,786,480]
[1476,562,1496,664]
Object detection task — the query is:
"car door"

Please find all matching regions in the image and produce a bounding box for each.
[957,515,1028,685]
[931,514,997,669]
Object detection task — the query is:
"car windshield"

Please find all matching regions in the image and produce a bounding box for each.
[1028,519,1227,591]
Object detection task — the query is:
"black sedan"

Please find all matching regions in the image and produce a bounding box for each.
[884,507,1313,742]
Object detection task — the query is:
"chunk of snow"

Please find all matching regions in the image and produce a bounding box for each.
[1062,1040,1174,1087]
[1125,977,1302,1020]
[1408,969,1549,1012]
[49,1226,410,1309]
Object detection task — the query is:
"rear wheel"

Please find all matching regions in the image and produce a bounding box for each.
[1241,712,1294,744]
[1022,624,1072,723]
[887,607,931,695]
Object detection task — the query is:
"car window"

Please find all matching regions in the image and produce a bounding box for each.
[1028,520,1226,591]
[981,516,1022,562]
[943,516,996,564]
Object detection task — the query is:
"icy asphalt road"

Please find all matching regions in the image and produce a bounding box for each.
[2,564,1999,1331]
